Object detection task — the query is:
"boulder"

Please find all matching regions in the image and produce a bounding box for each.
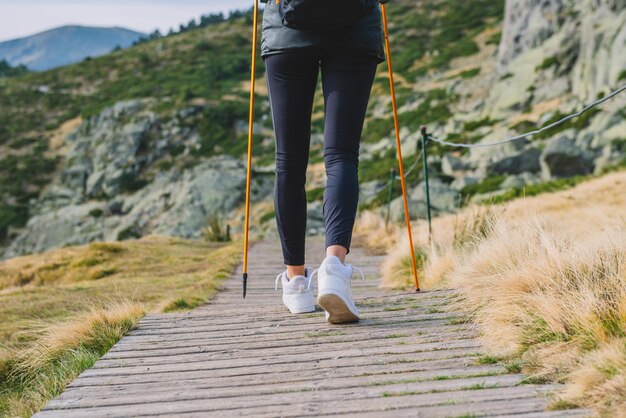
[540,135,594,179]
[500,171,541,189]
[450,176,479,191]
[1,203,106,259]
[359,180,386,205]
[441,154,468,176]
[593,144,626,174]
[487,147,541,175]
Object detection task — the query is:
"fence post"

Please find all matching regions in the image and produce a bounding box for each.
[385,168,397,228]
[420,126,433,243]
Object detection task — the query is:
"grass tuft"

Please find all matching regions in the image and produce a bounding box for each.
[0,301,145,417]
[379,171,626,416]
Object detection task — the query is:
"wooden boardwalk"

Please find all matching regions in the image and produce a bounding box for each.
[36,236,591,417]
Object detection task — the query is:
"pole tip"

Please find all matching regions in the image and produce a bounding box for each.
[242,272,248,299]
[420,126,428,135]
[415,288,421,293]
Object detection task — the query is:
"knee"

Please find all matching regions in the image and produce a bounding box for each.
[275,152,309,177]
[323,149,359,170]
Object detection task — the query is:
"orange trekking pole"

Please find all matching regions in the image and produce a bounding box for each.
[242,0,260,298]
[381,3,421,291]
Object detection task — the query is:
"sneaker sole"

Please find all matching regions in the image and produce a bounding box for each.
[286,305,316,314]
[317,294,359,324]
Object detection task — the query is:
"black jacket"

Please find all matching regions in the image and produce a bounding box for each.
[260,0,386,63]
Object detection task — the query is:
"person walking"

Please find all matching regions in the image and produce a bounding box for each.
[261,0,387,323]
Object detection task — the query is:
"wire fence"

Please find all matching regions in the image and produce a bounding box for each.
[428,84,626,149]
[374,83,626,228]
[370,147,424,195]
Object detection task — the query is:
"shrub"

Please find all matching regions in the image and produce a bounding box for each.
[458,67,481,79]
[203,211,231,242]
[88,209,104,218]
[117,225,141,241]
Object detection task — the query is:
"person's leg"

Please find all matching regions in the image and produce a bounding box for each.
[265,50,320,278]
[320,50,378,264]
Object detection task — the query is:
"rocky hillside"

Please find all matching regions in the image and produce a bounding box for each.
[1,0,625,259]
[0,25,145,71]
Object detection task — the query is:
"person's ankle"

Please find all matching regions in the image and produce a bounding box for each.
[286,266,306,280]
[326,245,347,264]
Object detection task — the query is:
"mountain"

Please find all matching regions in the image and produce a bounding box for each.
[0,0,624,258]
[0,25,145,71]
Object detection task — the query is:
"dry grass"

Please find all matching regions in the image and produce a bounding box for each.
[0,236,242,349]
[0,300,144,417]
[0,235,243,416]
[377,170,626,414]
[353,210,401,255]
[450,214,626,415]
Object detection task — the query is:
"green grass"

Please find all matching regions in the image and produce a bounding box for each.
[385,0,504,75]
[458,67,481,79]
[306,187,325,202]
[503,359,525,374]
[260,210,276,224]
[475,355,502,365]
[305,330,344,338]
[548,399,582,411]
[536,56,559,71]
[385,333,409,339]
[0,301,144,417]
[488,175,588,204]
[463,117,498,131]
[384,306,407,312]
[460,175,506,199]
[534,108,601,140]
[486,31,502,45]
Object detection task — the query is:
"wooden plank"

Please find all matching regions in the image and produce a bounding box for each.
[102,328,478,360]
[65,364,503,394]
[68,358,497,388]
[36,386,549,417]
[47,374,523,410]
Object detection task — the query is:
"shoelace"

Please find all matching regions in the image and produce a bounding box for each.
[275,270,314,293]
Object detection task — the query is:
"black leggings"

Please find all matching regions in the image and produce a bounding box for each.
[265,47,379,266]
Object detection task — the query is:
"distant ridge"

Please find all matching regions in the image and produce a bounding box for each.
[0,25,145,71]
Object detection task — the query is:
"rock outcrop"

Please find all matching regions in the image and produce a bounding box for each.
[1,101,249,259]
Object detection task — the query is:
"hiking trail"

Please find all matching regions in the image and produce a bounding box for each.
[35,236,590,417]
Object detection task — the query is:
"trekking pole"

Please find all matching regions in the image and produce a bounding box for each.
[242,0,260,298]
[420,126,433,244]
[381,3,420,291]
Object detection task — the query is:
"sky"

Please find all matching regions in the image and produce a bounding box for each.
[0,0,254,42]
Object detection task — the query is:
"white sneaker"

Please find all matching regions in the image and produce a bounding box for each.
[313,256,365,324]
[275,267,316,314]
